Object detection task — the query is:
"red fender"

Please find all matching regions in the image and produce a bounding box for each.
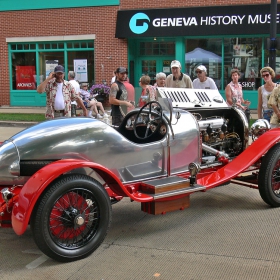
[12,159,152,235]
[198,128,280,188]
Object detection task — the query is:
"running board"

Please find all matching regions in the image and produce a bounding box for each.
[140,176,206,215]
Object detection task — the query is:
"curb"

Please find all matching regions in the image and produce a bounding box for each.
[0,121,38,127]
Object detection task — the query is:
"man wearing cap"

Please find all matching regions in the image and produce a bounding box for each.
[193,65,218,90]
[109,67,134,126]
[166,60,193,88]
[37,65,87,119]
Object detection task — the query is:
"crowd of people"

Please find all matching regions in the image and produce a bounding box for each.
[37,61,280,128]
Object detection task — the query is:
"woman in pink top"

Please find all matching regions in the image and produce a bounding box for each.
[225,69,251,110]
[138,75,157,107]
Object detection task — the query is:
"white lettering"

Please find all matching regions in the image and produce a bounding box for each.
[238,15,245,24]
[17,83,33,87]
[222,16,231,25]
[201,15,246,25]
[189,17,197,26]
[153,18,160,27]
[241,82,255,88]
[152,17,197,27]
[248,15,258,24]
[176,18,182,26]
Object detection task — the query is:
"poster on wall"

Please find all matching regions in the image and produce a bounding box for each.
[74,59,88,82]
[245,57,259,79]
[46,60,58,78]
[233,45,253,57]
[16,66,36,90]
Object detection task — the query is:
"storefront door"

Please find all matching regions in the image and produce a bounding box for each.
[138,58,173,85]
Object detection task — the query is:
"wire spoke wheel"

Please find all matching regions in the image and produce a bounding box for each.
[49,189,100,249]
[30,174,112,262]
[258,143,280,207]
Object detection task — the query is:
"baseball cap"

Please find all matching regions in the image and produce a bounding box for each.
[54,65,65,73]
[116,67,128,74]
[170,60,181,68]
[196,65,207,73]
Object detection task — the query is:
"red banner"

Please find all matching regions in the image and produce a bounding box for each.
[16,66,36,90]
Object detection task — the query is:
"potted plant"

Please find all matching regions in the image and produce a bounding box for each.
[90,84,110,103]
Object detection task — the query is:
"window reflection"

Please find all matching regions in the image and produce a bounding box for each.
[185,38,222,89]
[185,37,263,90]
[224,37,262,90]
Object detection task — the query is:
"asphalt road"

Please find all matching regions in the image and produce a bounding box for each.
[1,125,280,280]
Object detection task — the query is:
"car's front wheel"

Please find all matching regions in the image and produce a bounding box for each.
[30,174,112,262]
[258,143,280,207]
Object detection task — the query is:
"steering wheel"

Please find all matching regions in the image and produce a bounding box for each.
[133,101,163,140]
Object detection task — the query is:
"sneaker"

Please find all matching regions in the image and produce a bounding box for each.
[103,113,108,118]
[97,113,103,119]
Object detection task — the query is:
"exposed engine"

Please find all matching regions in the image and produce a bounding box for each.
[156,87,247,165]
[194,114,242,162]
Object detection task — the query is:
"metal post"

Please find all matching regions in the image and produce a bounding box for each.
[269,0,277,74]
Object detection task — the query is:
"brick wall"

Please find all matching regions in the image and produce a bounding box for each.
[0,0,278,105]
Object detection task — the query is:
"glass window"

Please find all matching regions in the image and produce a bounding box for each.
[38,51,64,81]
[11,52,36,90]
[185,38,222,89]
[264,48,280,83]
[67,51,95,85]
[224,37,262,90]
[141,60,156,85]
[139,42,175,56]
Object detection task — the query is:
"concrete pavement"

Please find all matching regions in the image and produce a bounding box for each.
[0,105,259,120]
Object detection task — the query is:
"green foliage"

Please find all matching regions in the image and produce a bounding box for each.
[0,113,45,122]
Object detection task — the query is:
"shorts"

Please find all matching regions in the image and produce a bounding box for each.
[263,109,273,122]
[112,115,123,126]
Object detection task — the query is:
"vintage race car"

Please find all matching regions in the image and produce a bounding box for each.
[0,87,279,262]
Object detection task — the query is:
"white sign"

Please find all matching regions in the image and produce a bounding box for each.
[45,60,58,78]
[74,59,88,82]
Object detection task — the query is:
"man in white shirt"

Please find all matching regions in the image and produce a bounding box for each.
[193,65,218,90]
[37,65,87,119]
[68,71,81,117]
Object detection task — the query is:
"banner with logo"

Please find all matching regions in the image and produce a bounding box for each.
[116,4,280,38]
[16,66,36,90]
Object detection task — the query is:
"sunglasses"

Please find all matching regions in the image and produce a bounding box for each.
[262,73,270,78]
[196,71,202,74]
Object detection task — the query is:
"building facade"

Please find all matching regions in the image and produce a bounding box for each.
[0,0,279,108]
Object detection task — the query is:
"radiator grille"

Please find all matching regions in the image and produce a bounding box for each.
[157,88,228,108]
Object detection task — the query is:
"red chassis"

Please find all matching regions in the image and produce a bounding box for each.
[1,129,279,235]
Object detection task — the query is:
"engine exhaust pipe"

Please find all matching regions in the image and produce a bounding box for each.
[202,143,229,159]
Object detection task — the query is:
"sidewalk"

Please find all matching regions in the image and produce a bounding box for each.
[0,106,258,127]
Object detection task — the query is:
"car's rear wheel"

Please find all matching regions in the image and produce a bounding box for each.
[30,174,112,262]
[258,143,280,207]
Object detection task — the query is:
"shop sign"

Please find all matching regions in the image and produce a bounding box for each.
[16,66,36,90]
[116,4,280,38]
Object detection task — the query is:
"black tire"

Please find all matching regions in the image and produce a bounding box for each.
[30,174,112,262]
[258,143,280,207]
